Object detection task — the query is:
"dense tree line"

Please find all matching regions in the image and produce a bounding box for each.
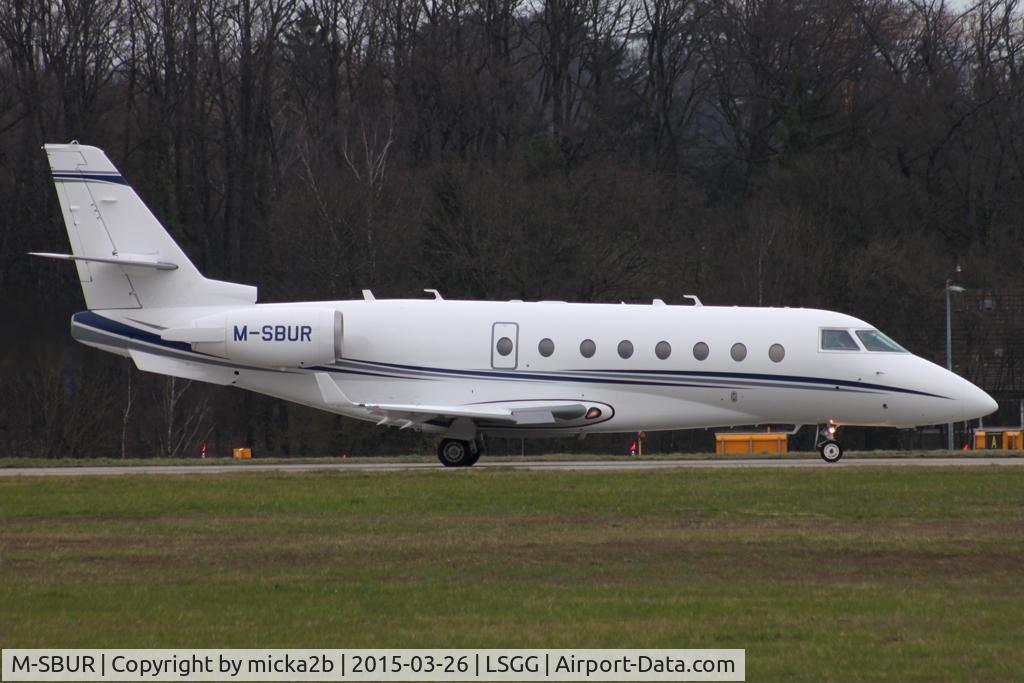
[2,0,1023,457]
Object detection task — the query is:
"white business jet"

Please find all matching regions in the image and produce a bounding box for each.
[34,142,997,465]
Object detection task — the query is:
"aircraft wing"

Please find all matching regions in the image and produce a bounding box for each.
[360,402,588,428]
[313,372,589,429]
[362,403,518,427]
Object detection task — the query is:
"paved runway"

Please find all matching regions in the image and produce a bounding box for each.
[1,457,1022,477]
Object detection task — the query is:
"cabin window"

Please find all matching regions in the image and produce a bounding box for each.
[856,330,907,353]
[580,339,596,358]
[821,329,860,351]
[617,340,634,359]
[496,337,514,356]
[693,342,709,361]
[538,338,555,357]
[731,343,747,361]
[769,343,785,363]
[655,341,671,360]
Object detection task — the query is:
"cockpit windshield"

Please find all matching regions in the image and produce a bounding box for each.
[821,329,860,351]
[856,329,907,352]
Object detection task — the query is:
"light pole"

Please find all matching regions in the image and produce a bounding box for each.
[945,270,965,450]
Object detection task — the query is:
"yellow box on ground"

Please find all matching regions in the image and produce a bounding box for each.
[715,432,788,455]
[232,447,252,459]
[974,430,1022,450]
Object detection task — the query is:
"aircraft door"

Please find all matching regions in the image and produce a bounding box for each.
[491,322,519,369]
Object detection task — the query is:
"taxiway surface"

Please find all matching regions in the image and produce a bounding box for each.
[1,457,1022,476]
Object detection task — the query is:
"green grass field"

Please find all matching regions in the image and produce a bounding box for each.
[2,467,1022,681]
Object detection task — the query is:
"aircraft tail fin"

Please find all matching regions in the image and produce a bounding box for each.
[39,142,256,310]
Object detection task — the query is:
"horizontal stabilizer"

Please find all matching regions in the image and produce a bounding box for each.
[29,251,178,270]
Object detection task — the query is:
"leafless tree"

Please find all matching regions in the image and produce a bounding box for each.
[156,377,212,459]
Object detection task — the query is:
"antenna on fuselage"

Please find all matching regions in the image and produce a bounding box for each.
[683,294,703,306]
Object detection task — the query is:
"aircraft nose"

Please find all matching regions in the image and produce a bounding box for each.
[962,384,998,421]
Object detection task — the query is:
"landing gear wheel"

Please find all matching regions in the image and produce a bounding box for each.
[819,439,843,463]
[438,439,476,467]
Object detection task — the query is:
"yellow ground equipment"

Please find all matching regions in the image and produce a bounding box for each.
[973,430,1021,450]
[715,432,788,455]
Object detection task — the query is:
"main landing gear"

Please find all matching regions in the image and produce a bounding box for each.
[437,438,482,467]
[816,423,844,463]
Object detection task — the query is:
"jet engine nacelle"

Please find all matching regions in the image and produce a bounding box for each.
[186,307,343,369]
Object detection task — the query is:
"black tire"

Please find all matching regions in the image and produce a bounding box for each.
[438,439,472,467]
[820,439,843,463]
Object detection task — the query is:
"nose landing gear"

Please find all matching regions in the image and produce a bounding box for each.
[816,424,844,463]
[819,439,843,463]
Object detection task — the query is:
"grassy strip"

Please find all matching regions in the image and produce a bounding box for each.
[1,468,1022,681]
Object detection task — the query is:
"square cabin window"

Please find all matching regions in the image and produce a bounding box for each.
[821,329,860,351]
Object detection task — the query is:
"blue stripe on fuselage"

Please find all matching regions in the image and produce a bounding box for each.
[313,362,716,388]
[72,311,192,352]
[337,357,948,399]
[564,368,949,399]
